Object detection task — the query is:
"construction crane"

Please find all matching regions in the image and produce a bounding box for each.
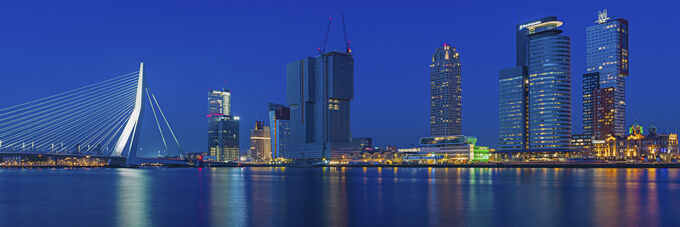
[341,10,350,54]
[319,17,333,55]
[318,11,351,55]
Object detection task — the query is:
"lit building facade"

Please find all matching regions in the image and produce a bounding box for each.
[599,122,678,161]
[268,103,290,160]
[582,72,599,137]
[498,16,572,153]
[570,134,592,152]
[498,66,528,151]
[585,10,629,138]
[429,43,462,136]
[286,51,360,159]
[594,87,615,140]
[207,88,239,161]
[527,19,572,151]
[398,135,489,163]
[249,121,271,162]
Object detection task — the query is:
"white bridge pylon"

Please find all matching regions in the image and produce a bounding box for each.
[112,62,145,160]
[0,63,183,163]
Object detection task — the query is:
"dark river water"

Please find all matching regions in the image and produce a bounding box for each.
[1,167,679,226]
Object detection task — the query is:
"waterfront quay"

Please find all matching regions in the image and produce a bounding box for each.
[239,162,680,169]
[0,153,112,167]
[3,151,680,169]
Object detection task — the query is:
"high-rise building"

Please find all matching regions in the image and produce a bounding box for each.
[582,72,600,137]
[498,66,528,151]
[527,20,572,151]
[429,43,462,136]
[498,16,572,152]
[268,103,290,160]
[584,10,629,139]
[249,121,271,161]
[593,87,615,140]
[286,50,360,159]
[207,88,240,161]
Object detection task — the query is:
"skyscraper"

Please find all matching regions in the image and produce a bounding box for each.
[429,43,462,136]
[594,87,615,140]
[584,10,629,139]
[207,88,240,161]
[498,16,572,152]
[268,103,290,159]
[527,19,572,151]
[286,50,359,159]
[582,72,600,137]
[498,66,528,151]
[249,121,271,161]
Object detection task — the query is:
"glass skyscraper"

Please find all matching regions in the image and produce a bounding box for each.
[267,103,290,159]
[429,43,462,136]
[498,16,572,152]
[499,66,528,151]
[207,88,240,161]
[286,51,360,159]
[527,20,572,151]
[584,10,629,139]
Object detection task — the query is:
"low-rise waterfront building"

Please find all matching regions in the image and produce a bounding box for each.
[598,122,679,161]
[571,134,593,153]
[397,135,490,163]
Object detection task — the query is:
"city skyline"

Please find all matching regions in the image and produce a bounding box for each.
[1,1,678,154]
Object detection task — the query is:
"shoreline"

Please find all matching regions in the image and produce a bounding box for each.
[241,162,680,169]
[2,162,680,169]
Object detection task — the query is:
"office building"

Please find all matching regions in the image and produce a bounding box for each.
[584,10,629,139]
[570,134,592,152]
[286,50,360,159]
[498,16,572,153]
[498,66,528,151]
[594,87,616,140]
[268,103,290,160]
[249,121,271,162]
[207,88,240,161]
[429,43,462,136]
[582,72,599,137]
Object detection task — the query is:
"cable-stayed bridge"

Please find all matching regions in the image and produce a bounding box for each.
[0,63,187,167]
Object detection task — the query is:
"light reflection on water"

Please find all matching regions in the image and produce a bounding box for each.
[0,167,679,226]
[116,168,151,226]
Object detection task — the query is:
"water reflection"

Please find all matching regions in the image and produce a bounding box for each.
[0,168,679,226]
[115,169,151,226]
[209,167,246,226]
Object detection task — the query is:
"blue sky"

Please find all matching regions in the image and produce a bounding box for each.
[1,0,678,156]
